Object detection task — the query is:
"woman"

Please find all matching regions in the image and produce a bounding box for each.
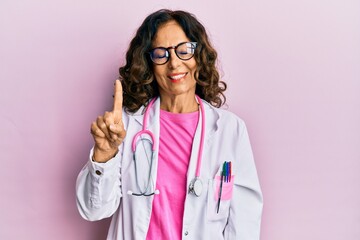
[76,9,263,240]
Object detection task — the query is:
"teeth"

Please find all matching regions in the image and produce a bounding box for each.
[169,73,186,80]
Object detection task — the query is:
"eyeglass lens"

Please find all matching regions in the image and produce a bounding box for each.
[150,42,197,65]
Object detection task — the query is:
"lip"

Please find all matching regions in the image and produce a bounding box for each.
[167,72,187,82]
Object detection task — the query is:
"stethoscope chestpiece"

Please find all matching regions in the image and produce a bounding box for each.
[188,177,203,197]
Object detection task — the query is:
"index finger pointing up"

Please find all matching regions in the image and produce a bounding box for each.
[113,79,123,121]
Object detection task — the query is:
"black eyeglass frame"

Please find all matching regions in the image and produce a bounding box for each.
[148,42,198,65]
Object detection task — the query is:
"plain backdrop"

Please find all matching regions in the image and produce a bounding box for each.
[1,0,359,239]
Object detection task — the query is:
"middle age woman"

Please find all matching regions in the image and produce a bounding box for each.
[76,9,263,240]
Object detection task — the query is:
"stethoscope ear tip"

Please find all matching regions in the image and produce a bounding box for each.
[154,189,160,195]
[127,190,133,195]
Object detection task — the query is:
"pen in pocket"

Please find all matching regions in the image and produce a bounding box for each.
[216,168,224,213]
[217,161,230,213]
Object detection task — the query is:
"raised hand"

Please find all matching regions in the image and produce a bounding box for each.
[90,79,126,163]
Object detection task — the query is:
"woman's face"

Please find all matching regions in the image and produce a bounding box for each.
[152,20,197,99]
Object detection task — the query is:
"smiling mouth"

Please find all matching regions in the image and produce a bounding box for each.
[168,73,187,82]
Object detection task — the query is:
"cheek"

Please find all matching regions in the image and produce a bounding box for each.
[153,66,160,76]
[187,58,197,70]
[153,66,166,80]
[187,62,197,77]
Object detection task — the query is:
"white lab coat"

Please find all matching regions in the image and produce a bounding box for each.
[76,98,263,240]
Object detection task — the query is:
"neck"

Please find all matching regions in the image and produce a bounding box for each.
[159,93,198,113]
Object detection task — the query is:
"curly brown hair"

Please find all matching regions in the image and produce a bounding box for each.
[119,9,227,113]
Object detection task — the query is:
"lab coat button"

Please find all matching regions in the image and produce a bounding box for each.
[95,170,102,175]
[184,231,188,236]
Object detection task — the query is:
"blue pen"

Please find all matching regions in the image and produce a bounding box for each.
[226,161,229,182]
[216,162,226,213]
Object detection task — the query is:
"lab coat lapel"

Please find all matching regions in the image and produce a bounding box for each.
[186,100,220,187]
[183,99,219,224]
[133,98,160,129]
[203,101,220,147]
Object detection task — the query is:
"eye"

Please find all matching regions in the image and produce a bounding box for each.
[177,50,189,55]
[151,48,168,59]
[176,42,196,56]
[153,53,166,59]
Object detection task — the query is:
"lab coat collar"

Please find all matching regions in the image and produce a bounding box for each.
[132,97,160,129]
[132,97,220,141]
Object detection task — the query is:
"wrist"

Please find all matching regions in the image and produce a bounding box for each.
[92,148,119,163]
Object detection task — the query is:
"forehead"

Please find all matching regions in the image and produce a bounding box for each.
[152,20,190,47]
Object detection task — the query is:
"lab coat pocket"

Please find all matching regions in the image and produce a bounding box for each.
[207,176,235,221]
[214,175,235,200]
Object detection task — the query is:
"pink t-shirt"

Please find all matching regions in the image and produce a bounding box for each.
[146,109,199,240]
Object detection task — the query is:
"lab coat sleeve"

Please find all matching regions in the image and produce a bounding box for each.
[225,120,263,239]
[76,146,122,221]
[76,109,129,221]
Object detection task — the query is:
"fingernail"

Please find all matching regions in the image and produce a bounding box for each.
[110,124,115,130]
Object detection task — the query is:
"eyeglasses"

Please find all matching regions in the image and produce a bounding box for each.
[149,42,197,65]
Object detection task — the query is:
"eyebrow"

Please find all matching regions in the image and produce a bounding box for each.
[152,41,189,49]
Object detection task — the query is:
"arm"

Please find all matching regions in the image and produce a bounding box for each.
[225,121,263,239]
[76,80,127,221]
[76,147,122,221]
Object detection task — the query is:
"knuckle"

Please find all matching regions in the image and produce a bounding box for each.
[91,122,96,130]
[96,118,107,129]
[104,113,114,124]
[104,111,111,117]
[119,131,126,138]
[104,118,112,126]
[117,125,123,132]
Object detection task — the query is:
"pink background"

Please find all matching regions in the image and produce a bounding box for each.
[1,0,359,239]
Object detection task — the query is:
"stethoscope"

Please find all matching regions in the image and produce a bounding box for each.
[127,95,205,197]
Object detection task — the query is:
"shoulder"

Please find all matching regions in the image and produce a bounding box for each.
[203,100,246,129]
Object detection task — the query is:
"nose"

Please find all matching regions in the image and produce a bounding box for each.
[168,49,181,69]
